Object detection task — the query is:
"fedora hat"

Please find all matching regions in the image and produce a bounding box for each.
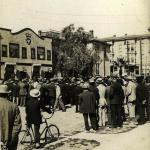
[30,89,40,97]
[0,84,10,94]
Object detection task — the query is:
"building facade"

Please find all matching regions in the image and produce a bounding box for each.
[99,34,150,76]
[86,40,110,77]
[0,28,52,80]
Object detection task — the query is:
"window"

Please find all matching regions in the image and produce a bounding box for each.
[37,47,45,60]
[2,45,7,57]
[22,47,27,59]
[47,50,51,60]
[9,43,19,58]
[31,48,36,59]
[131,57,134,63]
[130,43,134,51]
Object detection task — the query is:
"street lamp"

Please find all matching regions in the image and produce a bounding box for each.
[0,33,3,79]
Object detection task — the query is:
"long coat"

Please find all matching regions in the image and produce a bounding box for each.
[0,97,22,148]
[26,97,51,125]
[109,81,124,105]
[79,90,97,113]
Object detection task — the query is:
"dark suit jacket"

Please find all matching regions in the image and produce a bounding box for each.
[136,83,149,105]
[109,81,124,105]
[79,90,97,113]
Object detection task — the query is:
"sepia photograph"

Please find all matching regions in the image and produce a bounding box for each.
[0,0,150,149]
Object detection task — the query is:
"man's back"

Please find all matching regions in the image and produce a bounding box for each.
[79,90,96,113]
[0,97,21,150]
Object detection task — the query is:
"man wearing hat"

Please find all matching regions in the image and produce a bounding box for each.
[136,76,149,124]
[79,82,98,132]
[0,84,22,150]
[125,76,137,124]
[26,88,51,148]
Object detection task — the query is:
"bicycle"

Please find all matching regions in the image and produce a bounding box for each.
[19,110,60,147]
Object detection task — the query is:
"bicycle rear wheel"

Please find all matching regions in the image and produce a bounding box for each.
[45,124,60,143]
[19,130,32,146]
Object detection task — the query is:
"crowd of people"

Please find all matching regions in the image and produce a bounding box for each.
[0,74,150,149]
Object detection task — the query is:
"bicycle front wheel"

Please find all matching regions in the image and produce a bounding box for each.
[19,130,32,146]
[45,124,60,143]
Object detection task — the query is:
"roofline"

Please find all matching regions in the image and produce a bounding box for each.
[0,27,11,32]
[12,28,45,40]
[88,39,111,46]
[99,34,150,42]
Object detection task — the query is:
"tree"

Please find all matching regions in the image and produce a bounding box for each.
[56,24,94,78]
[113,57,127,76]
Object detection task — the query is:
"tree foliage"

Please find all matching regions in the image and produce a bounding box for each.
[55,24,94,77]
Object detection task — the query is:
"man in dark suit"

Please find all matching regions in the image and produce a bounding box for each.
[109,78,124,128]
[79,82,98,132]
[136,76,149,124]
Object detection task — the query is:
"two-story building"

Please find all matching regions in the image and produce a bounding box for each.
[0,28,52,80]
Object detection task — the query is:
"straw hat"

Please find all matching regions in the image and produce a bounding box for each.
[0,84,10,93]
[82,82,89,89]
[30,89,40,97]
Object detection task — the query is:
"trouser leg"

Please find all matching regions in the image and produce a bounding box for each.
[110,105,117,127]
[83,113,90,130]
[127,102,135,119]
[58,97,66,111]
[54,98,58,110]
[116,105,123,127]
[34,124,40,143]
[107,106,112,126]
[89,113,97,130]
[8,139,18,150]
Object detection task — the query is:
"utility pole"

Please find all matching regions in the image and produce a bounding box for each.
[126,41,130,75]
[103,48,106,76]
[139,39,142,75]
[0,34,3,79]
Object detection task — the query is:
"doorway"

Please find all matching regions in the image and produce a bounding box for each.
[4,64,15,81]
[32,65,41,79]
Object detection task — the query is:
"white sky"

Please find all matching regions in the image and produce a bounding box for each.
[0,0,150,37]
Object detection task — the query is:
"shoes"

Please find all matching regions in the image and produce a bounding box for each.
[35,143,41,149]
[90,129,97,133]
[62,109,66,112]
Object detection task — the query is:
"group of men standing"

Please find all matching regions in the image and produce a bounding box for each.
[78,75,150,132]
[0,75,150,149]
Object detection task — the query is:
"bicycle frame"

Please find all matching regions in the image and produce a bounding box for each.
[29,118,49,142]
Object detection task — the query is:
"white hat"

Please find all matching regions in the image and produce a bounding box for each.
[82,82,89,89]
[0,84,10,93]
[30,89,40,97]
[89,78,95,83]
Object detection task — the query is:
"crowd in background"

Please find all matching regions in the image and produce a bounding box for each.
[0,74,150,149]
[1,74,150,129]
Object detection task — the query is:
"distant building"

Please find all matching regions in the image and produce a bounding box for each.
[0,28,52,80]
[99,34,150,76]
[39,30,110,77]
[87,39,111,77]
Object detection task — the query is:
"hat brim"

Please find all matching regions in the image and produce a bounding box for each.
[30,91,40,97]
